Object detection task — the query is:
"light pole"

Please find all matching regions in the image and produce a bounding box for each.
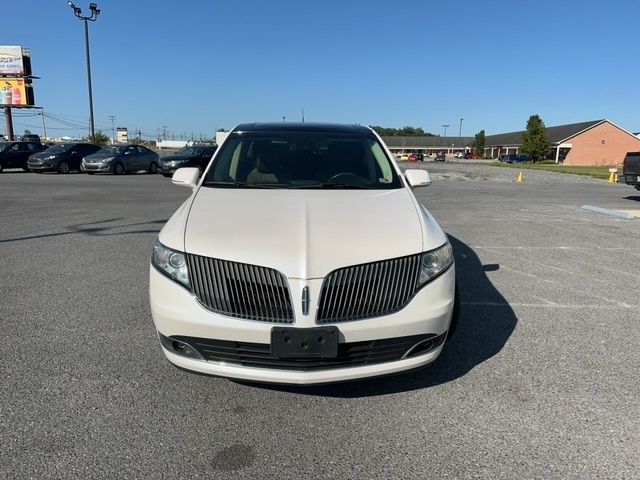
[442,124,449,138]
[68,2,100,143]
[108,115,116,144]
[459,118,463,138]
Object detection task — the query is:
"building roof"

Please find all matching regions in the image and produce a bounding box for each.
[485,120,606,146]
[382,136,475,148]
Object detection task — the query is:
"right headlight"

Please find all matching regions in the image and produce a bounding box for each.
[151,241,190,288]
[417,242,453,288]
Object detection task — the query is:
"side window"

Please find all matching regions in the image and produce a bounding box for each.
[137,146,147,154]
[27,144,37,151]
[11,143,21,151]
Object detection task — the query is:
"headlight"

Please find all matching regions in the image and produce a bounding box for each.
[417,242,453,288]
[152,241,190,288]
[100,157,115,163]
[46,155,57,160]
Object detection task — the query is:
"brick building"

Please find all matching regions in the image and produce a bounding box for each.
[484,119,640,166]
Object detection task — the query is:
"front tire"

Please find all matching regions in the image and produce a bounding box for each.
[113,163,125,175]
[57,162,70,174]
[149,162,158,174]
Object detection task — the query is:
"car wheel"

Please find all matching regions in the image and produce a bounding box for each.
[162,173,172,178]
[87,172,95,175]
[113,163,125,175]
[149,162,158,174]
[57,162,70,174]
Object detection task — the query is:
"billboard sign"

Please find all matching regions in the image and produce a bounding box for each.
[1,78,29,106]
[117,127,128,143]
[0,46,24,75]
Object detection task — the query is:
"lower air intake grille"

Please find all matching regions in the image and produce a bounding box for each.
[170,333,444,371]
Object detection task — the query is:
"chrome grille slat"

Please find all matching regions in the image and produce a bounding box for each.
[317,253,421,324]
[187,254,294,323]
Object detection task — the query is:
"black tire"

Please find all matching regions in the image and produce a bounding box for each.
[162,173,172,178]
[57,162,70,174]
[86,172,95,175]
[148,162,158,174]
[113,163,125,175]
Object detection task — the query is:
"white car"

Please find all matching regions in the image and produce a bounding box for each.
[149,123,457,384]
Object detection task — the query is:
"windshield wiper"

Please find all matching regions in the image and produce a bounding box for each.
[202,181,281,189]
[296,183,377,189]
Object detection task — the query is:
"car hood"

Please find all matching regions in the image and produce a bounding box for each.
[162,154,196,162]
[85,151,120,160]
[29,151,57,160]
[181,187,429,279]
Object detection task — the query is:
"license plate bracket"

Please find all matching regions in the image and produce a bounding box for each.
[271,327,339,358]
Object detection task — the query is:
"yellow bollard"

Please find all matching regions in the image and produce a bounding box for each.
[608,169,616,184]
[516,171,524,183]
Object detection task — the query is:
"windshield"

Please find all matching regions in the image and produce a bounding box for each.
[0,143,10,152]
[98,146,126,154]
[174,147,201,156]
[44,144,72,154]
[203,132,401,189]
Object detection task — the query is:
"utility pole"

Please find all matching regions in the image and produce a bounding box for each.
[108,115,116,144]
[162,125,167,140]
[459,118,463,138]
[40,108,48,140]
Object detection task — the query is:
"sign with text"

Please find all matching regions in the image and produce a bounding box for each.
[1,78,30,106]
[117,127,128,143]
[0,46,24,75]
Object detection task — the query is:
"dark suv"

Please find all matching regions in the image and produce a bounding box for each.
[28,143,101,173]
[0,141,47,173]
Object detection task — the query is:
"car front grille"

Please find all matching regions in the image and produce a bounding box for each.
[169,333,445,371]
[187,254,294,323]
[316,253,422,324]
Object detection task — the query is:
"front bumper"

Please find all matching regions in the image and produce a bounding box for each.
[149,264,455,384]
[27,161,55,172]
[82,163,112,172]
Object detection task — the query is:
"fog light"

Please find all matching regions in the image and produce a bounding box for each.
[158,333,203,360]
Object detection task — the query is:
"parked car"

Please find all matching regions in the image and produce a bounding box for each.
[415,152,424,162]
[81,144,160,174]
[499,154,532,163]
[21,133,42,144]
[150,122,457,384]
[622,151,640,190]
[435,151,446,162]
[0,141,47,173]
[27,142,101,174]
[159,145,217,177]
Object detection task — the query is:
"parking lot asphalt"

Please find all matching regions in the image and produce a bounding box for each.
[1,165,639,479]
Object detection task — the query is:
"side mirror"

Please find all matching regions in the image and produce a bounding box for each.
[172,167,200,189]
[404,169,432,188]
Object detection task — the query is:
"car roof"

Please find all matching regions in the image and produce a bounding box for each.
[232,122,372,135]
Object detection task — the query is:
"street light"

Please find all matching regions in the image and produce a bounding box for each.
[459,118,464,138]
[68,2,100,143]
[442,124,450,138]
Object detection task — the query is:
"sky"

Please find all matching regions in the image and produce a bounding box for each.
[3,0,640,140]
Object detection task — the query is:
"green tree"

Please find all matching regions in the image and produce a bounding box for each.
[521,115,548,161]
[473,129,485,156]
[86,130,109,146]
[370,125,435,137]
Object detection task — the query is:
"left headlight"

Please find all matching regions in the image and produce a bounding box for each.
[152,241,190,288]
[416,242,453,289]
